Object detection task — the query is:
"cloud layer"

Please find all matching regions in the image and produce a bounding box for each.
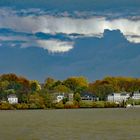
[0,8,140,53]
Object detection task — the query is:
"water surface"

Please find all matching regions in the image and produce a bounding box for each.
[0,108,140,140]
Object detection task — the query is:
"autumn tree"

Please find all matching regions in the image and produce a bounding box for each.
[74,92,81,102]
[44,77,56,91]
[88,80,114,100]
[30,80,41,93]
[28,94,45,109]
[63,76,88,93]
[54,85,71,93]
[0,73,31,102]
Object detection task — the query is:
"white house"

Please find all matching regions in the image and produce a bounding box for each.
[68,93,74,101]
[7,94,18,104]
[56,95,64,102]
[107,93,130,103]
[132,91,140,100]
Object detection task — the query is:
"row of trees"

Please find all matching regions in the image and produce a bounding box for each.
[44,76,88,93]
[44,76,140,100]
[89,77,140,100]
[0,73,140,109]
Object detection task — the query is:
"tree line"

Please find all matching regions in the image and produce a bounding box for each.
[0,73,140,109]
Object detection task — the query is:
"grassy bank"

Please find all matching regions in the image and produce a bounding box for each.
[0,100,127,110]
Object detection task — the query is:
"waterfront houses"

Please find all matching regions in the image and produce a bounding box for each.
[107,91,140,103]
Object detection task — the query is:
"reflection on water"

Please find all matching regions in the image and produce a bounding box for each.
[0,108,140,140]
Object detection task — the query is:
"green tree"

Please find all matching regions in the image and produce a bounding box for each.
[89,80,114,100]
[95,84,114,100]
[54,85,71,93]
[30,80,41,93]
[28,94,45,109]
[44,77,55,91]
[74,92,81,102]
[63,76,88,93]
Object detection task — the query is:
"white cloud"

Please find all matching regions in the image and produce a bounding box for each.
[36,16,107,35]
[0,8,140,50]
[105,19,140,43]
[126,36,140,43]
[0,36,28,41]
[37,40,74,53]
[0,35,74,53]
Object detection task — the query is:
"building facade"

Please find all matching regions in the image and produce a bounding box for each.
[7,94,18,104]
[81,92,97,101]
[132,91,140,100]
[107,93,130,103]
[68,93,74,101]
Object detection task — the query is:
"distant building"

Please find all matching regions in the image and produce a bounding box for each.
[132,91,140,100]
[56,95,64,102]
[54,93,74,103]
[107,93,130,103]
[7,94,18,104]
[53,93,65,103]
[68,93,74,101]
[81,92,97,101]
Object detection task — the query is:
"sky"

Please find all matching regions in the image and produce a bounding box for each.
[0,0,140,82]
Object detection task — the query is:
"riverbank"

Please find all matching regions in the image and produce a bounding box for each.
[0,100,126,110]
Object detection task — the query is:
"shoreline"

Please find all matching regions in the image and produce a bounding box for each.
[0,106,139,110]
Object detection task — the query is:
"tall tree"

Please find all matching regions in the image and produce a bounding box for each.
[30,80,41,93]
[63,76,88,93]
[44,77,55,91]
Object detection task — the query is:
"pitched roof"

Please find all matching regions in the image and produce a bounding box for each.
[7,94,17,98]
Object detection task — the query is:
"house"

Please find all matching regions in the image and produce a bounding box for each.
[68,93,74,101]
[54,92,74,103]
[7,94,18,104]
[56,95,64,102]
[107,93,130,103]
[131,91,140,100]
[81,92,97,101]
[53,93,66,103]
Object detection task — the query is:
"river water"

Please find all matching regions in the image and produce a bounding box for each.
[0,108,140,140]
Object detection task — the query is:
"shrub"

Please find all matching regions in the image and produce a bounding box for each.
[104,102,118,108]
[28,94,45,109]
[14,103,29,109]
[79,101,93,108]
[29,103,45,109]
[62,97,68,104]
[134,100,140,105]
[29,103,38,109]
[55,101,64,109]
[0,103,14,110]
[21,103,29,109]
[74,93,81,102]
[127,99,140,105]
[64,101,75,109]
[92,101,105,108]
